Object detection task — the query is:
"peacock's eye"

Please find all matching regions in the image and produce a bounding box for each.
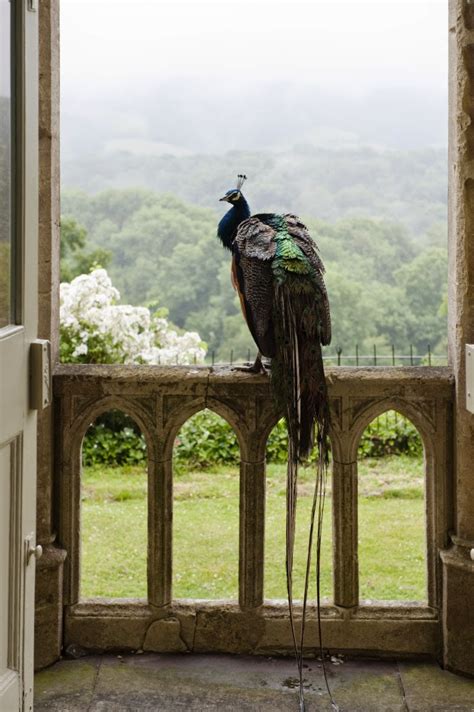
[230,191,240,201]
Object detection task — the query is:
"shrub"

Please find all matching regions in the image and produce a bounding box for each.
[174,412,291,468]
[174,411,239,467]
[82,411,146,466]
[358,411,422,458]
[82,409,422,468]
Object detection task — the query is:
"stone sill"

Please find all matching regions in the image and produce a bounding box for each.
[64,600,440,657]
[54,363,453,385]
[69,599,439,621]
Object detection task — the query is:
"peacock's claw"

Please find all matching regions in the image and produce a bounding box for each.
[234,354,270,374]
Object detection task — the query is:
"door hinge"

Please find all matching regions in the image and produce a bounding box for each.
[29,339,51,410]
[28,0,38,12]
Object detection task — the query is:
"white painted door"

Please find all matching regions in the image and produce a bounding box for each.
[0,0,39,710]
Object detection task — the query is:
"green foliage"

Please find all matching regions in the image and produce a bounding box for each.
[174,412,291,468]
[395,247,448,352]
[60,216,111,282]
[61,187,447,359]
[62,142,447,236]
[358,411,423,459]
[60,325,125,365]
[266,419,289,464]
[82,408,422,469]
[174,410,239,467]
[82,409,288,469]
[82,411,146,466]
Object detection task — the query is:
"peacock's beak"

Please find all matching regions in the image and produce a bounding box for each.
[219,195,229,202]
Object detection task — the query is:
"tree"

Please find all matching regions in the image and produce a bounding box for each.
[395,247,447,352]
[60,188,448,359]
[60,217,111,282]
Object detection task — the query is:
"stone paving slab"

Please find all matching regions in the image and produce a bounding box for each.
[34,658,100,711]
[398,662,474,712]
[34,653,474,712]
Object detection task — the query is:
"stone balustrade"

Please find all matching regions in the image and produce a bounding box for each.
[53,364,453,656]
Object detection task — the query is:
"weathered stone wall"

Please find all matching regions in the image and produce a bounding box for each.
[36,0,65,671]
[442,0,474,676]
[53,365,452,659]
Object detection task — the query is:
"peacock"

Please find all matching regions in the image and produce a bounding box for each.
[217,175,337,712]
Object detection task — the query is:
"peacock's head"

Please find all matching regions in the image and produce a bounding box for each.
[219,174,247,203]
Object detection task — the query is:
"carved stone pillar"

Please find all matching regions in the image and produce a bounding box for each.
[35,0,66,670]
[442,0,474,676]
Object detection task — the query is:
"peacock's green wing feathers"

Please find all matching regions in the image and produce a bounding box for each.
[283,214,332,346]
[234,212,331,358]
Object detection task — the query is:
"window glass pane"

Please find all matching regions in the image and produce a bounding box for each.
[0,0,12,328]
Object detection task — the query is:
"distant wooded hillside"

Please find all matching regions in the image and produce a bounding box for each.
[61,187,447,359]
[62,146,446,238]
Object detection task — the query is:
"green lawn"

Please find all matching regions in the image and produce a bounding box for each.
[80,455,425,602]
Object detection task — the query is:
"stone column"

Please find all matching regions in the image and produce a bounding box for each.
[442,0,474,676]
[35,0,66,671]
[332,461,358,608]
[149,457,173,607]
[239,459,265,609]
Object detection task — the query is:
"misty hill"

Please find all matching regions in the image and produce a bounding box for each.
[62,81,447,236]
[62,145,447,238]
[62,80,447,157]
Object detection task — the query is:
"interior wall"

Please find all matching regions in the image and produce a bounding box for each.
[35,0,65,671]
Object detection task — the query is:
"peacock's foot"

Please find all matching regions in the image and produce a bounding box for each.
[234,355,271,374]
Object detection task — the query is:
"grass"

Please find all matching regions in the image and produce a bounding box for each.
[80,455,426,602]
[81,465,147,598]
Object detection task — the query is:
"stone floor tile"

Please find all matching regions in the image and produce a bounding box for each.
[398,661,474,712]
[36,653,407,711]
[35,654,474,712]
[34,658,100,711]
[326,659,406,712]
[93,653,326,711]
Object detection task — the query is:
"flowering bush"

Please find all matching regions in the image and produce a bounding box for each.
[60,268,206,365]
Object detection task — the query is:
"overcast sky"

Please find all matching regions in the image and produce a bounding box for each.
[61,0,448,97]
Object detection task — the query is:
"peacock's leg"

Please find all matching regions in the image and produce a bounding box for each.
[235,351,270,374]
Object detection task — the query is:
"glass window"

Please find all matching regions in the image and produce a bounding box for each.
[0,0,13,328]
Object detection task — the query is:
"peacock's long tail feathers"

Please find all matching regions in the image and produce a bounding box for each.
[272,278,337,711]
[272,278,330,465]
[228,205,334,708]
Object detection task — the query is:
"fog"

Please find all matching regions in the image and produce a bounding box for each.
[61,0,447,93]
[61,0,448,163]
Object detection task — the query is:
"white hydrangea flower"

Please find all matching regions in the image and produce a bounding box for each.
[72,342,88,357]
[60,268,207,365]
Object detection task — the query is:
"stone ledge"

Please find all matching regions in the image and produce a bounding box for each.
[53,363,453,390]
[64,601,440,657]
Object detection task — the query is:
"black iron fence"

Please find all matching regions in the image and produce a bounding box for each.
[200,344,447,368]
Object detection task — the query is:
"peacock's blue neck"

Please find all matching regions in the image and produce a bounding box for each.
[217,197,251,251]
